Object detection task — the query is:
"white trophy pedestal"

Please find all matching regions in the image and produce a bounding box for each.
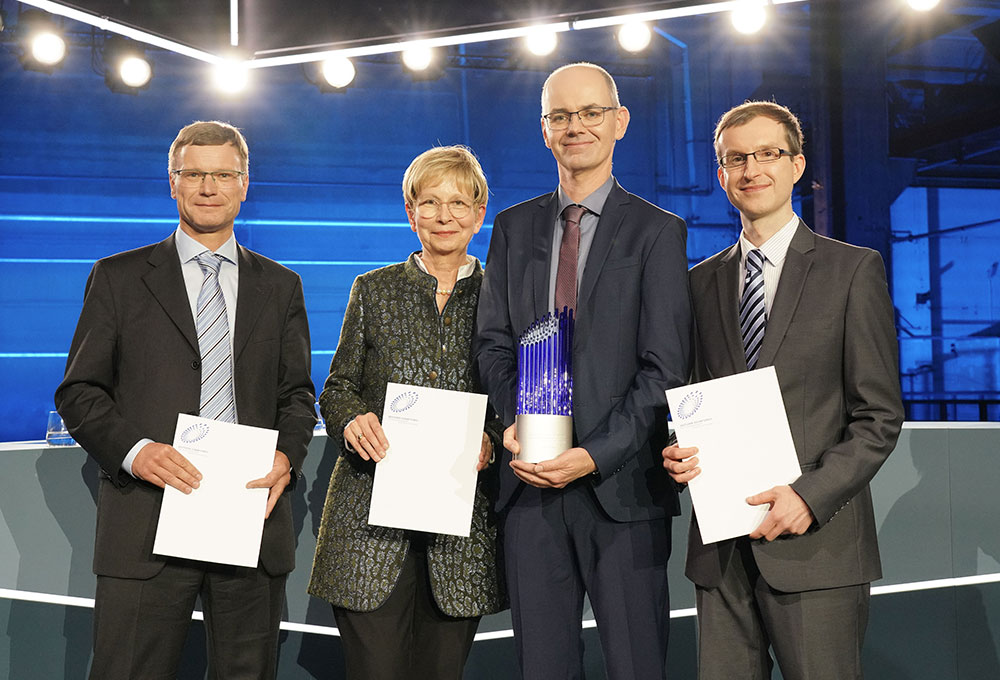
[515,413,573,464]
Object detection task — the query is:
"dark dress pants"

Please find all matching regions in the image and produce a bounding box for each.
[504,481,672,680]
[695,537,870,680]
[333,538,481,680]
[90,559,286,680]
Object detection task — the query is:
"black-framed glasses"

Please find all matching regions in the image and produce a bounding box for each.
[542,106,618,130]
[414,198,474,220]
[718,148,793,169]
[171,169,246,186]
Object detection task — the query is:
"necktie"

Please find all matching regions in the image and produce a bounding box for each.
[555,204,586,312]
[195,252,236,423]
[739,249,766,370]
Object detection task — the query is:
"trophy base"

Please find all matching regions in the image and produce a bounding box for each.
[515,414,573,464]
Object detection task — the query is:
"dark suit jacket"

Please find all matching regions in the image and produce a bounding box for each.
[475,180,693,521]
[55,233,315,579]
[685,221,904,593]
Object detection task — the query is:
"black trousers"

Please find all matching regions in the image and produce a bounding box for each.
[503,482,672,680]
[90,559,286,680]
[333,540,481,680]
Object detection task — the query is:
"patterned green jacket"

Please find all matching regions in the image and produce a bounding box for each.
[308,253,507,617]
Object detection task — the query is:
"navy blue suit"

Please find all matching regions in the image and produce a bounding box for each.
[475,180,692,679]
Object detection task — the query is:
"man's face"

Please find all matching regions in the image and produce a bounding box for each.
[170,143,248,239]
[541,66,629,178]
[716,116,805,225]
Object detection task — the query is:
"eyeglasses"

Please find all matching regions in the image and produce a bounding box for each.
[414,198,474,220]
[718,148,793,169]
[542,106,618,130]
[171,169,246,186]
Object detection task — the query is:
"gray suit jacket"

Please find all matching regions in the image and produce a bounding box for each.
[476,180,693,521]
[55,233,316,579]
[685,221,904,592]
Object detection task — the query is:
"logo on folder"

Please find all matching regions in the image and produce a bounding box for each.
[389,391,419,413]
[180,422,210,443]
[675,390,704,420]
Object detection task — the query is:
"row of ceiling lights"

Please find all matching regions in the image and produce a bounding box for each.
[10,0,943,95]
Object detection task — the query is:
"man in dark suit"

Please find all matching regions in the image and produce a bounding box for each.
[55,121,315,679]
[663,101,904,679]
[475,63,692,679]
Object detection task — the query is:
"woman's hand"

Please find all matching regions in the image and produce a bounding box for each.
[345,412,389,462]
[476,432,494,471]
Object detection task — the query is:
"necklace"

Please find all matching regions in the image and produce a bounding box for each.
[436,288,453,296]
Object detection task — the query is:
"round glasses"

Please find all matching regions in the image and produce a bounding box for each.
[171,169,246,186]
[414,198,474,219]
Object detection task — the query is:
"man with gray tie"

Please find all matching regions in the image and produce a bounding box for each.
[663,101,903,679]
[55,121,315,679]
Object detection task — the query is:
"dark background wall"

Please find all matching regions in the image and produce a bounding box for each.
[1,0,999,444]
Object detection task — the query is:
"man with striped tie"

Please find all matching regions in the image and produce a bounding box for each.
[663,101,903,680]
[55,121,315,679]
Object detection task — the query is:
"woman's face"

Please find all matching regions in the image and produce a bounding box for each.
[405,176,486,260]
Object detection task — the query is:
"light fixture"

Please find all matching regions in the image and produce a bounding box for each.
[102,37,153,93]
[617,21,652,53]
[401,45,434,72]
[320,55,356,89]
[906,0,940,10]
[524,29,558,57]
[19,9,66,71]
[730,1,768,35]
[212,59,249,94]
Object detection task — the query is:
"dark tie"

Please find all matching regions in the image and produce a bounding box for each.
[555,204,586,312]
[739,249,767,370]
[195,252,236,423]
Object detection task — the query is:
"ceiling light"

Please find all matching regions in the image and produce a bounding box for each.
[906,0,940,10]
[102,37,153,93]
[320,56,355,89]
[401,46,434,72]
[731,1,768,35]
[212,60,249,94]
[524,30,558,57]
[617,21,652,53]
[18,10,66,71]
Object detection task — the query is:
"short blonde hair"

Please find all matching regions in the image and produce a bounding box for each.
[402,146,489,208]
[168,121,249,174]
[714,101,804,161]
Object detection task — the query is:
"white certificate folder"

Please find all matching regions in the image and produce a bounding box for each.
[666,367,801,544]
[368,383,487,538]
[153,414,277,567]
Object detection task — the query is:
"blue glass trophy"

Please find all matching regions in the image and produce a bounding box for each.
[515,308,574,463]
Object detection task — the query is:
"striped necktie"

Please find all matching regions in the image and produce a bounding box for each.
[555,204,586,312]
[195,252,236,423]
[739,249,767,370]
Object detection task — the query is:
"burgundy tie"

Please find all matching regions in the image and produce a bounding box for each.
[555,204,586,312]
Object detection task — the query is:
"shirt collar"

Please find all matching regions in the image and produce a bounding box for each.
[557,175,615,224]
[175,226,238,265]
[739,214,799,267]
[414,252,477,281]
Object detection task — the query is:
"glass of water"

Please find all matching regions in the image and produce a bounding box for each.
[46,411,76,446]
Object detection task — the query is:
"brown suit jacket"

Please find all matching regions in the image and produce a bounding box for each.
[55,233,315,579]
[685,221,904,593]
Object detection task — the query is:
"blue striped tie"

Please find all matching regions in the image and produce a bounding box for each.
[195,252,236,423]
[739,249,767,370]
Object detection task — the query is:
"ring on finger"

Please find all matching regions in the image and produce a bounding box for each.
[357,432,366,443]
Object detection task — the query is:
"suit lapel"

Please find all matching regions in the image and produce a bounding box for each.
[577,181,628,309]
[233,245,272,361]
[142,235,199,354]
[757,221,815,368]
[530,192,558,320]
[714,243,747,372]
